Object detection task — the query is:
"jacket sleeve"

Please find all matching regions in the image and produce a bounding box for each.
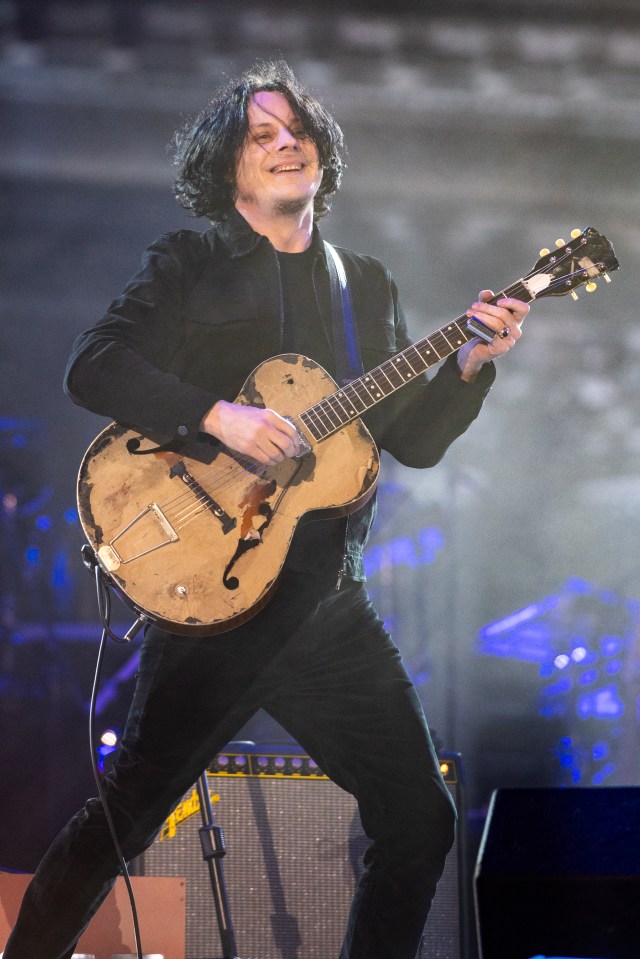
[64,232,220,439]
[362,269,496,468]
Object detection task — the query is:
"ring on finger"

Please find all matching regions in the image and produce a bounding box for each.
[498,327,510,339]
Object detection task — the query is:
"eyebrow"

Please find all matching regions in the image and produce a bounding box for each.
[249,118,298,130]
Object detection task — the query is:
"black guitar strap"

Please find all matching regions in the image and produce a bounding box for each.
[324,241,364,386]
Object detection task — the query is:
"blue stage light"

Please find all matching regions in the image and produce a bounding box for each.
[97,728,119,772]
[25,545,40,565]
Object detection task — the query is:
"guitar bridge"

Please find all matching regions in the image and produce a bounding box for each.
[97,502,179,572]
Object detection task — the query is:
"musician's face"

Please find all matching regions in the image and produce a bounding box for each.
[235,91,323,218]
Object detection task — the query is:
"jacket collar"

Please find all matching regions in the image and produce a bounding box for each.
[214,208,265,258]
[213,207,324,260]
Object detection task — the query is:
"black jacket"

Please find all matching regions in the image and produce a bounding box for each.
[65,210,495,580]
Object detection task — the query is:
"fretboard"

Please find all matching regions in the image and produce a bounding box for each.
[299,279,532,443]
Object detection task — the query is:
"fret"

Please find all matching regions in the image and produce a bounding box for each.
[301,406,330,440]
[340,383,368,414]
[415,337,443,365]
[405,343,431,370]
[440,322,469,351]
[427,331,454,357]
[341,383,368,412]
[361,373,387,403]
[391,353,419,379]
[373,365,397,393]
[332,391,358,420]
[313,402,340,434]
[378,359,405,389]
[317,397,346,431]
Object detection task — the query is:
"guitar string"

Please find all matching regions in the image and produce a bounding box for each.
[126,253,597,536]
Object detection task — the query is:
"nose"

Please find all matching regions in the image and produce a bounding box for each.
[275,124,300,150]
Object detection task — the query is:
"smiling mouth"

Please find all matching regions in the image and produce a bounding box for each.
[271,163,304,173]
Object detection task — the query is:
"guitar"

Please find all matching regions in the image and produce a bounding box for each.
[77,226,619,636]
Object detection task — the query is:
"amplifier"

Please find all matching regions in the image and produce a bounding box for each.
[136,746,465,959]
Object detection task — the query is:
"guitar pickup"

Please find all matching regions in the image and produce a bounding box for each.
[169,459,236,534]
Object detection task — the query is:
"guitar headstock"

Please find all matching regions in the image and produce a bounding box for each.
[522,227,619,301]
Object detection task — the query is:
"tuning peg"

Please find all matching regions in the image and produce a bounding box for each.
[585,282,597,293]
[570,290,579,301]
[539,247,550,257]
[570,229,582,239]
[603,273,612,284]
[555,238,566,248]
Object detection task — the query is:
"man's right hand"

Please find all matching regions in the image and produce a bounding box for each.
[200,399,300,466]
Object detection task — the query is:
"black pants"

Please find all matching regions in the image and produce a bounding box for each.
[4,576,456,959]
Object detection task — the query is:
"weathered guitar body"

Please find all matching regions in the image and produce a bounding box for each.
[78,355,379,636]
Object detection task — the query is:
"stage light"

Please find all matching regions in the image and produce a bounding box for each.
[25,545,40,565]
[101,729,118,748]
[96,728,119,772]
[601,635,622,656]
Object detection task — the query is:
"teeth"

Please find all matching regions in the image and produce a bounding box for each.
[274,164,302,172]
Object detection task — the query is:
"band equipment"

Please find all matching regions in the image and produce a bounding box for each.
[134,746,467,959]
[76,227,619,636]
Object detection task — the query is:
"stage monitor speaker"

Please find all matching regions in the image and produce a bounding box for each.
[136,745,466,959]
[474,787,640,959]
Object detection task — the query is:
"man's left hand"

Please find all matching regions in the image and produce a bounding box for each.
[457,290,529,382]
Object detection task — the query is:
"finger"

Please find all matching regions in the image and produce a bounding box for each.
[263,410,301,452]
[494,296,530,323]
[468,303,525,339]
[475,291,529,325]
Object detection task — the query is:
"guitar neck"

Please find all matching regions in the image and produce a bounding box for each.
[299,279,533,443]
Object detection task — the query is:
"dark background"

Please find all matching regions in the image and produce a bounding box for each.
[2,0,640,932]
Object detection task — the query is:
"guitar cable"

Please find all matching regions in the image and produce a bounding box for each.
[88,558,144,959]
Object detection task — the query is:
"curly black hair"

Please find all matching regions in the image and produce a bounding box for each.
[173,60,345,223]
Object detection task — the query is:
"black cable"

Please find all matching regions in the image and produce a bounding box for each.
[89,563,143,959]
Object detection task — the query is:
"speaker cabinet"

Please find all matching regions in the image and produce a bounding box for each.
[136,745,465,959]
[474,787,640,959]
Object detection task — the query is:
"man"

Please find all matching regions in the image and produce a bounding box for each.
[4,60,527,959]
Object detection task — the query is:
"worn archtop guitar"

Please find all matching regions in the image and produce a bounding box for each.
[78,227,618,636]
